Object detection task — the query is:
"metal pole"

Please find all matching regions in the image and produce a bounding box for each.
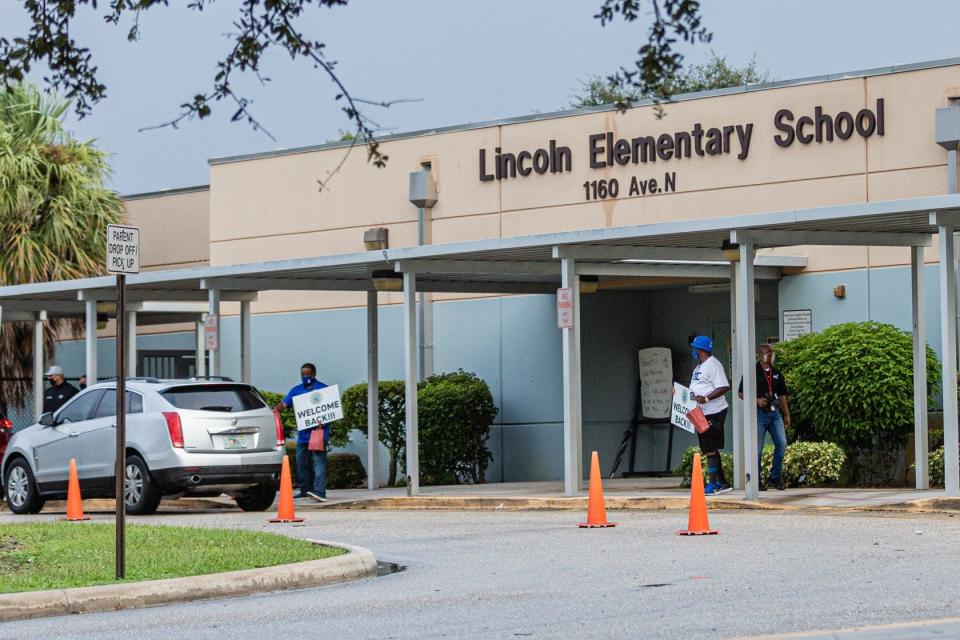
[912,246,929,489]
[85,300,98,385]
[939,224,960,496]
[417,206,434,380]
[33,313,44,421]
[367,290,379,491]
[403,271,419,495]
[730,263,744,489]
[574,269,584,490]
[195,320,206,377]
[560,256,581,496]
[240,300,252,384]
[125,311,137,377]
[737,243,760,499]
[207,288,221,377]
[115,274,126,580]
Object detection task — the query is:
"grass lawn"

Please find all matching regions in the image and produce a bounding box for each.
[0,522,344,594]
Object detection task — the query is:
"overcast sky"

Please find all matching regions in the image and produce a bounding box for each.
[3,0,960,195]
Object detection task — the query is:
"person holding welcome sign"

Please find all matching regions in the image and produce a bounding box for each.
[274,363,330,502]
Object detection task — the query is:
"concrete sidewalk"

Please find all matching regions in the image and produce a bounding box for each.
[308,478,957,513]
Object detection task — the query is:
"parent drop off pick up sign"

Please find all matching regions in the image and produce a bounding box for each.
[292,385,343,431]
[670,383,698,434]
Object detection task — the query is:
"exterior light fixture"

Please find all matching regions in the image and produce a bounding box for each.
[579,275,600,294]
[721,240,740,262]
[833,284,846,299]
[371,270,403,292]
[363,227,389,251]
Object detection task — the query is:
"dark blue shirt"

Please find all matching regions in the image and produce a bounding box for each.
[283,380,330,445]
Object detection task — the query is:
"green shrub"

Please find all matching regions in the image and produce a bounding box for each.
[418,370,497,485]
[676,441,845,488]
[760,441,846,487]
[283,442,367,489]
[929,446,945,486]
[675,446,733,487]
[341,372,498,487]
[259,388,350,447]
[774,322,939,483]
[341,381,406,486]
[775,322,940,450]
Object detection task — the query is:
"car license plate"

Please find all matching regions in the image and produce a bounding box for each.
[223,435,248,450]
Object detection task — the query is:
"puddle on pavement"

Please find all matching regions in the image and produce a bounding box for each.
[377,561,407,577]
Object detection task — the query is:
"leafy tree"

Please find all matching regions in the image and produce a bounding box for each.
[0,1,713,181]
[570,52,769,108]
[0,83,123,409]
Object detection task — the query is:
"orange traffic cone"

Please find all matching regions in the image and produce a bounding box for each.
[578,451,616,528]
[677,452,718,535]
[64,458,90,521]
[269,455,304,523]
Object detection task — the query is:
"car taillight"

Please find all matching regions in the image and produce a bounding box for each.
[273,411,284,447]
[163,412,184,448]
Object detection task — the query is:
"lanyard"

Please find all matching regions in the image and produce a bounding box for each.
[761,366,774,396]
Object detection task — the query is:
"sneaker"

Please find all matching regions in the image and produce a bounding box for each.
[295,492,309,499]
[759,480,768,492]
[772,478,786,491]
[704,482,720,495]
[714,484,733,495]
[307,492,327,503]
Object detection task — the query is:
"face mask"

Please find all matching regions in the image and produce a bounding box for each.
[301,375,314,386]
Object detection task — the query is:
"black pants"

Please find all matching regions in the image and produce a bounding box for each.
[696,409,727,453]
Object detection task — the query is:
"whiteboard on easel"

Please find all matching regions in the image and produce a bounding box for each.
[638,347,672,419]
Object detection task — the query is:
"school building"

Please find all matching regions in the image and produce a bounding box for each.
[6,57,960,498]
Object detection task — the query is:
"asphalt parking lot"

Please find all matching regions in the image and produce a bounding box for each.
[1,508,959,639]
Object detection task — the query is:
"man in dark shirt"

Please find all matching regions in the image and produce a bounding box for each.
[42,366,79,415]
[738,344,792,491]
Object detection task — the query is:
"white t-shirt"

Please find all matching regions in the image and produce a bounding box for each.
[689,355,730,415]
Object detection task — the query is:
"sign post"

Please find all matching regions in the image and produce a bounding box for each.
[106,224,139,580]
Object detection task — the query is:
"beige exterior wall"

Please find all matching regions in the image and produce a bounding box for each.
[197,63,960,315]
[124,187,210,271]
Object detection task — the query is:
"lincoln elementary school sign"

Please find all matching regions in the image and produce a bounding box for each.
[478,99,886,201]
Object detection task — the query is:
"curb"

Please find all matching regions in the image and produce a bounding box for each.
[315,496,787,511]
[0,539,377,623]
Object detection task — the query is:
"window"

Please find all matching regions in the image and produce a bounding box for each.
[92,390,144,419]
[57,390,104,424]
[161,385,266,413]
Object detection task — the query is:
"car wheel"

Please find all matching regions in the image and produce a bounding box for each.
[124,454,161,516]
[4,458,45,515]
[235,483,278,512]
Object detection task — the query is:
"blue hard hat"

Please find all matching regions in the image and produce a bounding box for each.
[690,335,713,353]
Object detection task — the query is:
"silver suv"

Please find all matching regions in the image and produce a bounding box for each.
[2,379,285,516]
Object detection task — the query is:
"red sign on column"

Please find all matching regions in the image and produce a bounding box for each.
[557,287,574,329]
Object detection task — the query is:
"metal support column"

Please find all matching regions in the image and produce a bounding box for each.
[912,246,929,489]
[403,271,419,495]
[195,320,206,378]
[85,300,98,385]
[730,263,744,489]
[207,288,221,377]
[736,242,760,499]
[33,312,44,421]
[125,311,137,377]
[561,256,582,496]
[940,224,960,496]
[367,290,380,491]
[240,300,252,384]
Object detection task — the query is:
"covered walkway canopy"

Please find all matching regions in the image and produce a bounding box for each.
[2,194,960,500]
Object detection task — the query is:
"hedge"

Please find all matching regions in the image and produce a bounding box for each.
[676,441,845,488]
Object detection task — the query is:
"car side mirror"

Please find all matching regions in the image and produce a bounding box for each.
[39,412,55,427]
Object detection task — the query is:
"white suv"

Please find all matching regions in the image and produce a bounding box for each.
[2,379,285,515]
